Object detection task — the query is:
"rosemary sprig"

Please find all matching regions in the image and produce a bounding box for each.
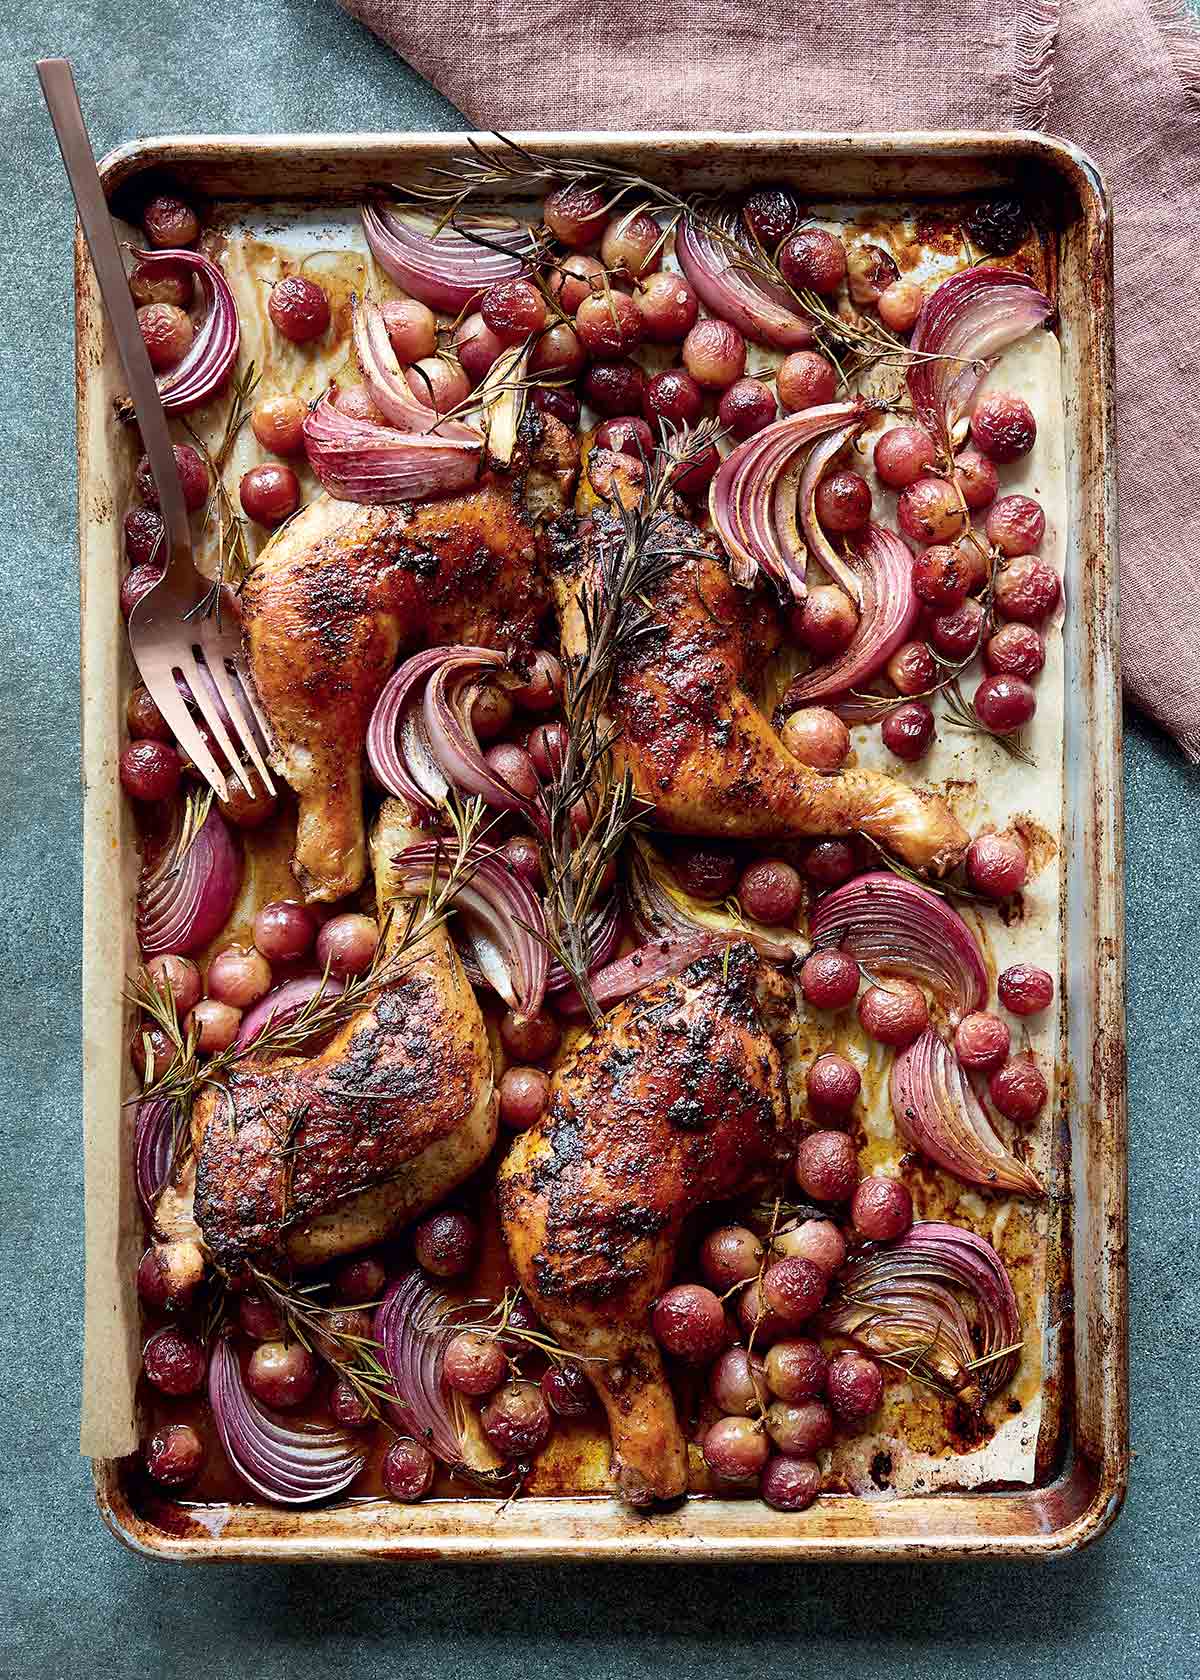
[943,678,1035,766]
[182,360,262,622]
[249,1266,397,1419]
[440,1288,601,1370]
[531,423,716,1020]
[856,833,996,908]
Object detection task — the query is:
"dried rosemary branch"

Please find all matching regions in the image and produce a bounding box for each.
[249,1267,397,1419]
[182,360,262,622]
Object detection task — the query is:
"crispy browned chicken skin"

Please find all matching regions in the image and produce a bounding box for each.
[498,943,795,1504]
[191,800,496,1273]
[241,416,576,901]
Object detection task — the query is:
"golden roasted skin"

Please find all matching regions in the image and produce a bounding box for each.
[497,944,794,1504]
[242,416,577,902]
[191,800,496,1274]
[554,469,969,874]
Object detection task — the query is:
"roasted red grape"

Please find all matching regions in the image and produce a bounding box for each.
[254,899,317,961]
[928,598,985,660]
[762,1258,827,1327]
[499,1065,551,1130]
[857,980,928,1046]
[382,1437,435,1500]
[765,1398,834,1456]
[456,312,506,385]
[508,650,562,713]
[682,318,746,389]
[806,1053,860,1111]
[481,1381,553,1458]
[971,392,1036,462]
[186,998,240,1053]
[548,252,605,314]
[994,556,1061,626]
[989,1055,1048,1122]
[985,623,1046,680]
[702,1416,771,1481]
[780,706,850,771]
[815,470,872,535]
[143,1423,205,1487]
[760,1454,821,1510]
[773,1218,847,1276]
[542,1361,593,1417]
[315,914,380,978]
[596,416,654,460]
[136,443,209,512]
[897,477,967,545]
[779,228,847,294]
[877,279,924,333]
[826,1352,884,1423]
[886,639,935,696]
[635,269,699,342]
[792,585,859,657]
[600,211,662,279]
[145,952,201,1014]
[247,1340,318,1409]
[652,1284,728,1362]
[881,701,935,762]
[998,963,1055,1015]
[667,842,737,904]
[973,674,1037,734]
[268,274,330,343]
[143,194,199,248]
[544,184,608,248]
[953,448,999,510]
[381,297,438,364]
[575,289,643,356]
[582,358,646,417]
[718,376,778,438]
[530,387,581,427]
[239,463,300,529]
[138,302,193,372]
[874,424,937,489]
[987,494,1046,556]
[206,944,272,1009]
[444,1330,508,1397]
[643,368,703,430]
[483,742,540,800]
[742,184,801,247]
[954,1011,1011,1071]
[525,721,569,779]
[528,322,585,378]
[120,739,182,803]
[911,544,970,611]
[737,858,802,926]
[777,349,837,412]
[142,1327,206,1396]
[795,1130,858,1202]
[408,356,471,413]
[850,1176,913,1242]
[129,254,192,308]
[846,243,899,307]
[136,1241,203,1310]
[765,1339,829,1403]
[330,1381,373,1429]
[413,1210,479,1278]
[801,839,858,888]
[481,278,548,343]
[238,1293,285,1340]
[333,1254,387,1303]
[966,831,1028,898]
[499,1006,561,1064]
[499,834,542,886]
[124,505,167,566]
[251,393,307,457]
[799,949,860,1010]
[709,1347,769,1415]
[737,1278,790,1345]
[700,1223,764,1290]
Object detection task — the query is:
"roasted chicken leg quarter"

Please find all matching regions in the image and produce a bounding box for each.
[241,414,578,901]
[498,943,795,1504]
[190,799,497,1275]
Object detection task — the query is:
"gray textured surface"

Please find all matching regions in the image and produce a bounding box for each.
[1,0,1197,1670]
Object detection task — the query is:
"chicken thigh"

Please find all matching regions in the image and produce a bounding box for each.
[497,942,795,1504]
[191,799,496,1275]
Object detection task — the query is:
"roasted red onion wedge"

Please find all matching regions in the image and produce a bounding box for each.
[136,800,242,958]
[208,1335,366,1505]
[808,872,987,1018]
[776,525,918,709]
[908,266,1053,449]
[556,935,721,1021]
[625,834,807,964]
[890,1029,1045,1197]
[352,294,479,438]
[361,202,530,313]
[134,1096,177,1226]
[708,403,864,596]
[824,1220,1023,1407]
[235,974,347,1049]
[303,393,481,504]
[676,207,815,351]
[128,246,239,410]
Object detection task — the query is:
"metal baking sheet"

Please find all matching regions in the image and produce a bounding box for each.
[76,130,1126,1561]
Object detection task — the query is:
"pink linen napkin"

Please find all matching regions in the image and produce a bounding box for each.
[341,0,1200,759]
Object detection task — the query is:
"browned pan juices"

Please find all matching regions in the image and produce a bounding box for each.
[79,133,1124,1561]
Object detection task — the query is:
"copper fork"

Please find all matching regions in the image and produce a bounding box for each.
[39,57,274,802]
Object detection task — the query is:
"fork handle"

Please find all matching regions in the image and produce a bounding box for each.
[37,58,191,563]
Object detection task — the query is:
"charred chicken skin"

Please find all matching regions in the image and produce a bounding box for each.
[241,415,577,902]
[190,800,496,1274]
[497,943,795,1504]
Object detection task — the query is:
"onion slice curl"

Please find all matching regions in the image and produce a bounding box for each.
[128,246,240,411]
